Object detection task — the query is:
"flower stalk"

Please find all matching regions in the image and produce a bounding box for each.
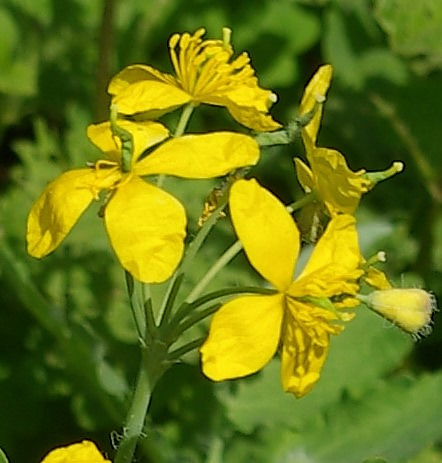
[114,346,166,463]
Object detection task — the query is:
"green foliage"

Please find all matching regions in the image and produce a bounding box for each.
[1,0,442,462]
[375,0,442,74]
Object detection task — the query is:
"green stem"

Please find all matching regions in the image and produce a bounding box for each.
[174,103,196,137]
[206,437,224,463]
[167,336,206,361]
[157,272,184,327]
[184,193,315,305]
[114,354,159,463]
[181,201,228,274]
[170,286,276,330]
[156,103,196,188]
[144,297,157,342]
[110,104,133,173]
[125,271,146,340]
[186,240,243,303]
[287,191,317,213]
[172,303,222,338]
[157,200,228,327]
[369,92,442,203]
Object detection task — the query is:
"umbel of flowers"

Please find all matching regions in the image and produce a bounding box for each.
[25,27,437,463]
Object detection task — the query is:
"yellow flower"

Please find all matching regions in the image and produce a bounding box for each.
[294,135,372,216]
[295,64,370,216]
[294,64,403,217]
[108,28,281,132]
[27,120,259,283]
[298,64,333,145]
[200,179,362,397]
[295,136,404,217]
[40,440,110,463]
[361,288,437,338]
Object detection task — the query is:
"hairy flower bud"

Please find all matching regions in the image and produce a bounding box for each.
[361,288,437,338]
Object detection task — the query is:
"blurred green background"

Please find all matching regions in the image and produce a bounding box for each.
[0,0,441,462]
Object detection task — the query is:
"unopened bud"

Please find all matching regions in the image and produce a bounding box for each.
[360,288,437,338]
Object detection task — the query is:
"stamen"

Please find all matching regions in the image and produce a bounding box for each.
[222,27,232,49]
[169,37,181,79]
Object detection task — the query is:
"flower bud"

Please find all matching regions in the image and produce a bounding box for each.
[361,288,437,338]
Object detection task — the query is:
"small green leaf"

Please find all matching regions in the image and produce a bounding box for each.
[97,359,129,400]
[0,448,9,463]
[375,0,442,72]
[302,372,442,463]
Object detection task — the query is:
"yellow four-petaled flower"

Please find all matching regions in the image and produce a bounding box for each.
[108,28,281,132]
[26,121,259,283]
[201,179,362,397]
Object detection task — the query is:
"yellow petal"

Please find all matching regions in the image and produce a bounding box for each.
[281,303,331,398]
[225,100,282,132]
[364,266,392,290]
[40,440,110,463]
[104,176,186,283]
[201,294,284,380]
[299,64,333,144]
[108,64,174,94]
[291,214,362,298]
[207,87,281,132]
[87,120,169,163]
[136,132,259,178]
[27,169,98,258]
[229,179,299,291]
[310,146,369,216]
[294,157,315,192]
[112,80,191,116]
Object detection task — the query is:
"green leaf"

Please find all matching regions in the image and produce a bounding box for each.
[0,448,9,463]
[7,0,53,26]
[323,6,408,89]
[231,372,442,463]
[0,8,18,66]
[96,358,129,400]
[232,1,320,87]
[323,7,364,89]
[375,0,442,73]
[302,372,442,463]
[0,8,37,96]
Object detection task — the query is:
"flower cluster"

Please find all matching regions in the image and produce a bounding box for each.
[26,29,270,283]
[26,27,437,410]
[200,63,434,397]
